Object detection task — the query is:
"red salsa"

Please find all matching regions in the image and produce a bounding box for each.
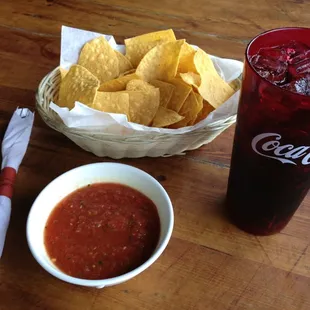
[44,183,160,280]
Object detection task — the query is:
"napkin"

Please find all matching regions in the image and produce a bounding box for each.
[0,108,34,257]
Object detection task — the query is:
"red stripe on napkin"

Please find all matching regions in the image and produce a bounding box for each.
[0,167,16,198]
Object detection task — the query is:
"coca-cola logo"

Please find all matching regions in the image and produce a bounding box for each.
[251,133,310,165]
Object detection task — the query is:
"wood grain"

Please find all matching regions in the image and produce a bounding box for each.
[1,0,310,309]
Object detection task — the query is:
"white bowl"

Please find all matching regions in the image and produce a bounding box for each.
[26,163,174,288]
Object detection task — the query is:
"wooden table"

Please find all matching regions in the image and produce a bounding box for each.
[1,1,310,309]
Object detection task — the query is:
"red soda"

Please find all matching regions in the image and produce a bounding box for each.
[226,28,310,235]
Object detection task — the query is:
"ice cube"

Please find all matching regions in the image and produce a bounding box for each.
[250,54,287,84]
[283,41,310,63]
[251,41,310,86]
[289,58,310,78]
[282,76,310,96]
[289,49,310,65]
[257,46,288,62]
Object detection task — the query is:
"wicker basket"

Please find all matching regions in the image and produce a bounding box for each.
[36,67,238,159]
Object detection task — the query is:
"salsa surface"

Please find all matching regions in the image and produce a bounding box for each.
[44,183,160,280]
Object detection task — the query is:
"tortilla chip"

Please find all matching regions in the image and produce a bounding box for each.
[115,50,133,74]
[126,79,156,93]
[178,43,197,73]
[152,106,184,127]
[92,91,130,119]
[58,65,100,109]
[187,93,204,125]
[179,90,203,115]
[166,78,192,113]
[78,36,119,83]
[194,48,235,108]
[194,92,204,106]
[188,93,203,125]
[122,90,160,126]
[194,100,215,124]
[119,69,136,77]
[149,80,175,107]
[180,72,201,88]
[99,73,139,92]
[170,91,203,128]
[136,40,185,82]
[125,29,176,67]
[59,68,68,80]
[125,80,160,125]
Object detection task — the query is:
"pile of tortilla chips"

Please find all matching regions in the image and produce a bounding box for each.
[57,29,236,129]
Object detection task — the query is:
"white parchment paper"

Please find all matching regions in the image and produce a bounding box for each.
[50,26,243,136]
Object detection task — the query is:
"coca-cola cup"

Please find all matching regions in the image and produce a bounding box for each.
[226,27,310,235]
